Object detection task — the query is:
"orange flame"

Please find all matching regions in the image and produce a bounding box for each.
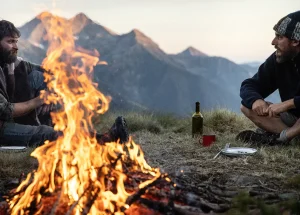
[9,12,160,214]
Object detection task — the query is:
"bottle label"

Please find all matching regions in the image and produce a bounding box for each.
[192,117,203,137]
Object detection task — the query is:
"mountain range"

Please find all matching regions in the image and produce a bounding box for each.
[17,12,269,115]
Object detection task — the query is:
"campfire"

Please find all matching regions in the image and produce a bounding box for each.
[2,12,213,215]
[6,12,165,214]
[0,11,228,215]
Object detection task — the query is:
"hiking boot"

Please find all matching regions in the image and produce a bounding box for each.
[235,130,283,146]
[255,128,267,134]
[255,128,276,137]
[95,116,129,144]
[109,116,129,143]
[95,132,112,145]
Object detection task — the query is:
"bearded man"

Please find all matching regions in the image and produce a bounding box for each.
[236,11,300,145]
[0,20,128,147]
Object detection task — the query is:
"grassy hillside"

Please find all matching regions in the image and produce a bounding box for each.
[1,109,300,214]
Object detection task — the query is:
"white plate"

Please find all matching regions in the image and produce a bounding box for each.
[0,146,27,150]
[221,147,257,157]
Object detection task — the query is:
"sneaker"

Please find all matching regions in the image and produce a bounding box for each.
[109,116,129,143]
[235,130,282,146]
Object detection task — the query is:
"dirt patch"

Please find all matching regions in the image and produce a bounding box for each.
[135,131,300,209]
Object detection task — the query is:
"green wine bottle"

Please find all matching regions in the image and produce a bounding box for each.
[192,102,203,137]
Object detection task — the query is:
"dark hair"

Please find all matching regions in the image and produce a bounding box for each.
[0,20,21,41]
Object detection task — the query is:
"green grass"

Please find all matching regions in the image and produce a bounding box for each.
[94,108,255,136]
[1,108,300,213]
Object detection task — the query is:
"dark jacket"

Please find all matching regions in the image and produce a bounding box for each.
[240,52,300,117]
[0,57,44,130]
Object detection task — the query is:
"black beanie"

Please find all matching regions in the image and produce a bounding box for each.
[273,10,300,41]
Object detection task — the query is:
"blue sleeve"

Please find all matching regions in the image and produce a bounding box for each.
[240,53,278,109]
[294,96,300,110]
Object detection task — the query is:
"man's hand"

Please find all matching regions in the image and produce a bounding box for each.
[37,104,55,115]
[266,103,286,117]
[252,99,269,116]
[33,95,45,108]
[266,99,295,117]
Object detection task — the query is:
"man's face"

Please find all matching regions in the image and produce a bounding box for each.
[271,33,298,63]
[0,36,18,64]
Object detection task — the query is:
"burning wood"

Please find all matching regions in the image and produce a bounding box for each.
[3,11,228,215]
[5,12,163,215]
[2,165,228,215]
[2,167,291,215]
[1,161,294,215]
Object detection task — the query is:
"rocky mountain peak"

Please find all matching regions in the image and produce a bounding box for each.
[178,46,208,57]
[70,13,93,34]
[131,28,144,36]
[72,13,90,22]
[37,11,54,19]
[127,29,158,48]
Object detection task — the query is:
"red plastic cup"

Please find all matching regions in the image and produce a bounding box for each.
[202,134,216,147]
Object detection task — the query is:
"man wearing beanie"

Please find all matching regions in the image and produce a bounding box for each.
[236,11,300,145]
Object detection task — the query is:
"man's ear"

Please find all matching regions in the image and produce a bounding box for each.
[291,40,300,47]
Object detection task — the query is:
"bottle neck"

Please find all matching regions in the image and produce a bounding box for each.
[195,102,200,113]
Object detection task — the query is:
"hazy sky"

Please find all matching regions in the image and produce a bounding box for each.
[1,0,299,63]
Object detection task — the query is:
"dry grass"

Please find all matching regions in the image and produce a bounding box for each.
[1,108,300,212]
[0,149,36,197]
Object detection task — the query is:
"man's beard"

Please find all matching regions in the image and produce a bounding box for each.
[0,45,17,64]
[275,46,297,63]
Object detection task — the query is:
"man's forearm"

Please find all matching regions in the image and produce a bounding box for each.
[12,97,42,117]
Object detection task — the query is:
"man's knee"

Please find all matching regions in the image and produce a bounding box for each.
[37,125,58,141]
[30,125,59,146]
[240,104,252,117]
[240,104,260,124]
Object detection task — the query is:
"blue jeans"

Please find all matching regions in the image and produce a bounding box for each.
[0,70,58,147]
